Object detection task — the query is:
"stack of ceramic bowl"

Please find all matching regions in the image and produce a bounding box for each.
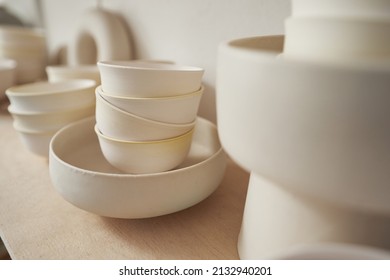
[0,58,16,99]
[95,60,204,174]
[0,26,47,84]
[6,79,96,157]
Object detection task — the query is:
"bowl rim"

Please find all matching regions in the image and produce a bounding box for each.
[98,60,204,72]
[95,123,194,144]
[5,79,96,97]
[96,91,197,127]
[96,84,204,100]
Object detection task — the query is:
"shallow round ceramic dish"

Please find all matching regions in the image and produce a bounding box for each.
[217,35,390,215]
[292,0,390,20]
[49,116,226,218]
[95,124,194,174]
[6,79,96,112]
[284,17,390,63]
[95,91,195,141]
[46,65,101,84]
[97,85,203,124]
[0,59,16,98]
[8,103,95,131]
[13,122,57,158]
[98,60,204,97]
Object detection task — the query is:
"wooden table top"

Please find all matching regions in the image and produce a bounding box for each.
[0,101,250,260]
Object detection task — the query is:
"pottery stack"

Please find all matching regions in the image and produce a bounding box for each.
[95,60,204,174]
[0,26,47,84]
[217,0,390,259]
[6,79,96,157]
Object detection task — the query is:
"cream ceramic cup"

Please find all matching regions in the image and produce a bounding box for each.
[98,60,204,97]
[95,91,196,141]
[284,17,390,63]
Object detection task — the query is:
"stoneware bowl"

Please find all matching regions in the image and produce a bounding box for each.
[0,59,16,99]
[95,91,195,141]
[8,103,95,131]
[95,124,194,174]
[284,17,390,63]
[46,65,101,84]
[97,85,203,124]
[13,122,57,158]
[217,35,390,215]
[6,79,97,112]
[49,116,226,218]
[97,60,204,97]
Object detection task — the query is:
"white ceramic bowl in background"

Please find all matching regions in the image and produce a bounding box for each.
[6,79,96,112]
[13,122,57,158]
[95,124,194,174]
[292,0,390,20]
[284,17,390,63]
[8,103,95,131]
[98,60,204,97]
[49,116,226,218]
[97,85,203,124]
[0,59,16,98]
[95,91,195,141]
[46,64,101,84]
[217,35,390,215]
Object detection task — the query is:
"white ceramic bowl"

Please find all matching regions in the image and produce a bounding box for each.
[0,59,16,98]
[13,122,56,158]
[95,91,195,141]
[6,79,97,112]
[217,35,390,215]
[49,116,226,218]
[46,65,101,84]
[97,85,203,124]
[97,60,204,97]
[8,103,95,131]
[95,124,194,174]
[292,0,390,20]
[284,17,390,63]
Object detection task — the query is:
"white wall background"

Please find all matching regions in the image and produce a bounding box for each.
[32,0,291,122]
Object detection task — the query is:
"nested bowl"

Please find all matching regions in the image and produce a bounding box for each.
[97,85,203,124]
[95,91,195,141]
[97,60,204,97]
[95,124,194,174]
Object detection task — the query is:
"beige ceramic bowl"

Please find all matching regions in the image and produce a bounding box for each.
[284,17,390,63]
[8,103,95,131]
[97,85,203,124]
[0,26,45,45]
[95,91,195,141]
[49,116,226,218]
[6,79,96,112]
[95,124,194,174]
[98,60,204,97]
[0,59,16,98]
[13,122,56,158]
[46,65,101,84]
